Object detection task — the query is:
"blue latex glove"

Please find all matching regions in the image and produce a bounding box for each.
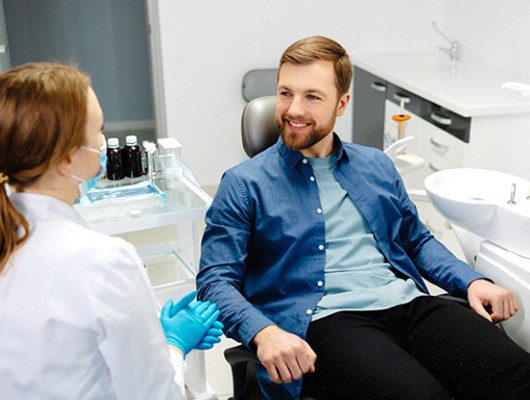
[160,297,219,356]
[195,320,224,350]
[169,291,197,315]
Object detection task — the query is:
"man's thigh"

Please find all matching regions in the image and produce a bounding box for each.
[398,296,530,400]
[302,311,451,400]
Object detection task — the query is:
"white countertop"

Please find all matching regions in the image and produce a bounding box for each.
[351,51,530,117]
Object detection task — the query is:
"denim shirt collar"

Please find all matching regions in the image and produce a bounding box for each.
[276,133,349,168]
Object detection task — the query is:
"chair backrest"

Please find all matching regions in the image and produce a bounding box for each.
[241,95,279,158]
[242,69,277,102]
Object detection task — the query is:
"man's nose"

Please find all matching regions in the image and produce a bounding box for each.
[287,96,305,117]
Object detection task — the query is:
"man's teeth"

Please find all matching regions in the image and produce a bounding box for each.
[290,121,307,127]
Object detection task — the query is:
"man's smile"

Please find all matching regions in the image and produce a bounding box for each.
[287,119,311,130]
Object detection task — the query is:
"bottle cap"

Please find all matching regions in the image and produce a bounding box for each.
[107,137,120,148]
[126,135,138,146]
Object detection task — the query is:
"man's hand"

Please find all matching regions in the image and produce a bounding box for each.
[467,279,518,323]
[252,325,317,384]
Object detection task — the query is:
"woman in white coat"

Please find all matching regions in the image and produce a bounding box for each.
[0,62,222,399]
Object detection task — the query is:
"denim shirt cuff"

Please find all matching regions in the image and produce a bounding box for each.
[456,268,489,296]
[239,315,277,348]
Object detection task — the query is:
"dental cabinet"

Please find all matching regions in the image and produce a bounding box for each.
[74,176,218,400]
[352,51,530,260]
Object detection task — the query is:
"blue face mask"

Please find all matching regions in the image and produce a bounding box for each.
[71,141,107,198]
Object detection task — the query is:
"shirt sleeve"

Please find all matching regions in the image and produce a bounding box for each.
[390,161,487,296]
[196,170,276,346]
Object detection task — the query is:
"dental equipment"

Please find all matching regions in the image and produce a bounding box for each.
[425,168,530,352]
[392,113,411,140]
[385,107,425,176]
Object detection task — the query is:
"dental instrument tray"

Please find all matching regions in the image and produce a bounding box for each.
[75,180,167,222]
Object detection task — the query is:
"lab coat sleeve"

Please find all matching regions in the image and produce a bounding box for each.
[60,236,186,400]
[169,348,186,397]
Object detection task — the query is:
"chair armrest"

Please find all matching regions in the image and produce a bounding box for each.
[224,344,261,366]
[224,345,264,400]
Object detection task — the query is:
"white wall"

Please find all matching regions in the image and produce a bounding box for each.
[155,0,446,186]
[443,1,530,77]
[154,0,530,187]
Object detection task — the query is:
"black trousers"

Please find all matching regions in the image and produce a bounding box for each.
[300,296,530,400]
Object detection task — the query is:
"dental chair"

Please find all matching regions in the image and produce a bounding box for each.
[224,95,474,400]
[241,95,278,157]
[225,94,319,399]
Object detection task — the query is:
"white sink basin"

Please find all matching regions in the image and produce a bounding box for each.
[425,168,530,258]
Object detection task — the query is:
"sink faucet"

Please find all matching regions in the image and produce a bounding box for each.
[432,21,460,61]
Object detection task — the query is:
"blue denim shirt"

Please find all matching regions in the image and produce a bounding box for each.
[196,135,486,399]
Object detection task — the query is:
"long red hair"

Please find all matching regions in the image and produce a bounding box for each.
[0,62,90,272]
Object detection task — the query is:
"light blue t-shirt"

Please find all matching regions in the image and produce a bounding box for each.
[309,155,424,320]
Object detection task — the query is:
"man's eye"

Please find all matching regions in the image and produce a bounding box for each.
[308,95,321,101]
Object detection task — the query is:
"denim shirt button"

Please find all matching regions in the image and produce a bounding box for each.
[318,244,324,251]
[310,176,315,182]
[316,208,322,214]
[306,309,313,315]
[302,158,308,164]
[317,280,324,287]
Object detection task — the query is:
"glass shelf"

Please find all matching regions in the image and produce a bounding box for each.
[140,242,195,285]
[137,242,196,306]
[74,175,212,235]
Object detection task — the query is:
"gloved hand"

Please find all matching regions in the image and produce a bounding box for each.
[160,296,219,356]
[195,320,224,350]
[170,291,197,313]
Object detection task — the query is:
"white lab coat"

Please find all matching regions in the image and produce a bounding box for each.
[0,193,185,399]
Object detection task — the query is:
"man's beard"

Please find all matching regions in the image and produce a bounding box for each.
[276,113,336,151]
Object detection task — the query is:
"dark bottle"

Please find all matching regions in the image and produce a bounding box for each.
[106,138,124,180]
[122,135,144,178]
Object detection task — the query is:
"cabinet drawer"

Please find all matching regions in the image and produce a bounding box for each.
[408,111,465,166]
[385,100,465,166]
[386,82,425,116]
[386,83,471,143]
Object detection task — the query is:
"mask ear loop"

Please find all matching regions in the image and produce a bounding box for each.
[72,136,108,196]
[81,133,107,154]
[81,146,100,154]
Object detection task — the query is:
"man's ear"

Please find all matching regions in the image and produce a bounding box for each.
[336,92,351,116]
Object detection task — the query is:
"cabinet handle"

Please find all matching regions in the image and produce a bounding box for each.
[429,137,449,150]
[370,82,387,92]
[430,112,452,126]
[393,93,410,104]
